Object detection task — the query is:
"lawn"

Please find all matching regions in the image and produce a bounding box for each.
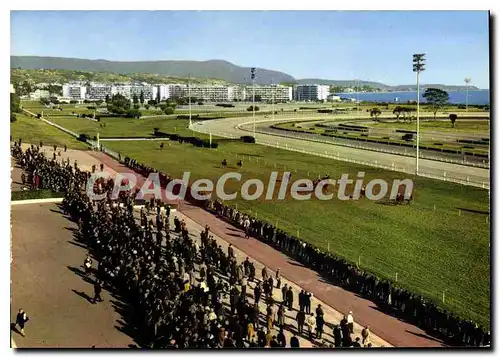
[10,114,89,150]
[105,138,490,329]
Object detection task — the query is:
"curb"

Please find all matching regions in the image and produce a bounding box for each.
[11,198,64,206]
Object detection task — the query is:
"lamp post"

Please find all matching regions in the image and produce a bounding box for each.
[413,54,426,175]
[271,77,275,121]
[188,74,193,136]
[251,68,256,137]
[464,77,471,111]
[356,79,360,119]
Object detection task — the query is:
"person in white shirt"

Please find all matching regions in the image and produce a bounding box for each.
[347,310,354,334]
[306,313,316,341]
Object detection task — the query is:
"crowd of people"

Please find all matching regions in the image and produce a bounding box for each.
[11,142,490,348]
[62,182,376,348]
[119,156,490,348]
[13,144,374,348]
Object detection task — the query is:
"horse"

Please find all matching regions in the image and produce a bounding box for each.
[221,159,227,168]
[237,160,242,168]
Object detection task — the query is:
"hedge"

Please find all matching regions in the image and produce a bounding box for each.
[11,189,64,201]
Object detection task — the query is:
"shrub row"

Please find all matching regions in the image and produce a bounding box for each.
[215,103,235,108]
[395,129,417,134]
[11,189,64,201]
[271,125,488,158]
[152,129,218,148]
[457,139,489,146]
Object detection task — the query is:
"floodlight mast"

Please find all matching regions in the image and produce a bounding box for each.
[464,77,471,111]
[251,68,256,138]
[413,53,426,175]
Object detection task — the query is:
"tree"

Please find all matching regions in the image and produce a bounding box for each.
[133,104,140,110]
[139,90,145,105]
[10,93,21,113]
[145,104,150,110]
[393,106,403,121]
[105,94,110,103]
[148,99,157,106]
[108,93,131,115]
[133,94,139,105]
[125,108,141,119]
[449,113,458,128]
[10,113,17,123]
[370,107,381,120]
[423,88,449,119]
[155,91,161,104]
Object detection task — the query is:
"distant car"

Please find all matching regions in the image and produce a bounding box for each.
[402,133,415,141]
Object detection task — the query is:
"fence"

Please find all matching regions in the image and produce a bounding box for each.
[237,119,489,169]
[191,123,490,190]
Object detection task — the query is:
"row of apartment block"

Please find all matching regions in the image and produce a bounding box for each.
[62,83,332,102]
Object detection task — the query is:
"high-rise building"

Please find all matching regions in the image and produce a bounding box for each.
[62,84,87,100]
[293,84,330,101]
[244,85,292,102]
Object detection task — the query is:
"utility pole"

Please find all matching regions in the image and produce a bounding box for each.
[271,77,275,121]
[465,77,471,111]
[413,54,426,175]
[356,79,360,119]
[188,74,193,136]
[251,68,256,137]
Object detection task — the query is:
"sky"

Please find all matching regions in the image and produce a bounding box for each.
[10,11,490,88]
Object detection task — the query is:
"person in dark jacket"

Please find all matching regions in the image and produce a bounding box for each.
[333,324,342,347]
[290,334,300,348]
[254,283,262,305]
[15,309,29,337]
[296,310,306,334]
[92,280,103,304]
[286,287,294,310]
[277,329,286,347]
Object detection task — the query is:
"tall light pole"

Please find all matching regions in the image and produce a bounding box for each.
[356,79,360,119]
[251,68,256,137]
[271,77,275,121]
[464,77,471,111]
[188,74,193,136]
[413,53,426,175]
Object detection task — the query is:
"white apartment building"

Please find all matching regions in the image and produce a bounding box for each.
[112,85,132,98]
[30,89,50,100]
[130,85,154,101]
[293,84,330,101]
[86,84,113,100]
[62,84,87,100]
[243,85,292,103]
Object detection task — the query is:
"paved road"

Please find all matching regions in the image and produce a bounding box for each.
[11,203,135,348]
[192,116,490,188]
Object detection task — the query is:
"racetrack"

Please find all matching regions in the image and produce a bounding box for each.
[192,116,490,189]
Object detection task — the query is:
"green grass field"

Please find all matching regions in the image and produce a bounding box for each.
[11,103,491,328]
[104,138,490,328]
[10,114,88,149]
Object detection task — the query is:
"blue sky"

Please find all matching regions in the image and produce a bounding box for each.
[11,11,490,88]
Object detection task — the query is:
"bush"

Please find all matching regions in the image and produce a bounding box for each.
[240,135,256,144]
[247,106,260,112]
[78,133,90,142]
[11,189,64,201]
[164,107,175,115]
[87,106,96,110]
[69,100,78,104]
[10,113,16,123]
